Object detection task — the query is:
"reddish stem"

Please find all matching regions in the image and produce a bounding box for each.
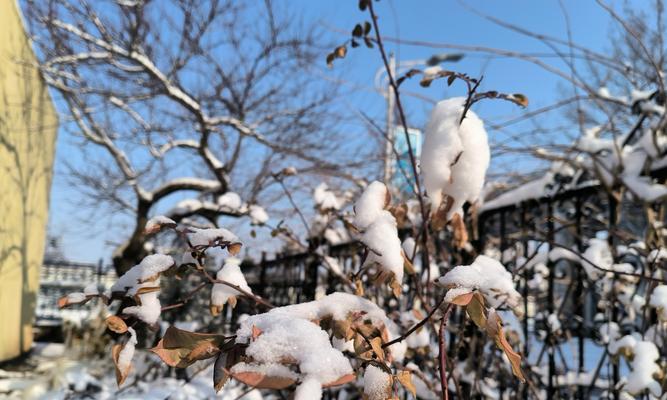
[439,304,454,400]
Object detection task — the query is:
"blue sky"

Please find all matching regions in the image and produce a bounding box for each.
[46,0,623,263]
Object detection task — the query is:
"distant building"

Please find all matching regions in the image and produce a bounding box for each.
[0,1,58,361]
[390,126,422,196]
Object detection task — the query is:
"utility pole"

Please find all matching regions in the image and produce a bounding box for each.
[383,52,396,184]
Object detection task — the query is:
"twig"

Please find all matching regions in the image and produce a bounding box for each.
[198,265,275,309]
[438,304,454,400]
[382,295,447,348]
[161,282,209,311]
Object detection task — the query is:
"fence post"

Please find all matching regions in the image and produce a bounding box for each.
[520,204,529,400]
[547,200,556,400]
[608,193,620,400]
[258,252,267,298]
[574,194,586,400]
[96,258,103,284]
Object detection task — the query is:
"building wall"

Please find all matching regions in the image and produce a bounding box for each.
[0,0,58,361]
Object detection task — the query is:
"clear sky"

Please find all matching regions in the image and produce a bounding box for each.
[46,0,626,263]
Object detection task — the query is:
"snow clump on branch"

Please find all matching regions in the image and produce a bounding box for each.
[439,255,520,312]
[210,258,252,315]
[420,97,490,245]
[230,292,406,399]
[353,181,406,295]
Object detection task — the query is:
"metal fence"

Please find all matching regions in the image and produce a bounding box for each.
[36,259,116,327]
[240,172,666,398]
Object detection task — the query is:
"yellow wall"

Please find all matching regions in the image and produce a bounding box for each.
[0,0,58,361]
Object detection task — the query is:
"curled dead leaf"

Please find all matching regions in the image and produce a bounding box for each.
[231,371,296,389]
[106,316,128,334]
[466,292,487,329]
[227,242,242,256]
[323,373,356,388]
[370,337,385,361]
[396,370,417,398]
[57,293,92,309]
[354,278,365,297]
[450,291,475,306]
[451,213,468,248]
[213,352,229,393]
[151,326,228,368]
[511,93,529,107]
[431,196,454,231]
[112,344,130,386]
[251,325,262,340]
[487,310,525,382]
[402,251,415,275]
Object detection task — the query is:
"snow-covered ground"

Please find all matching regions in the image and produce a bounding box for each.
[0,342,262,399]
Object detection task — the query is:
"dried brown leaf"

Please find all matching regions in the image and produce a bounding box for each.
[106,316,128,334]
[323,373,356,388]
[227,242,242,256]
[396,370,417,398]
[231,371,295,389]
[370,337,385,361]
[112,344,130,386]
[466,292,487,329]
[450,291,474,306]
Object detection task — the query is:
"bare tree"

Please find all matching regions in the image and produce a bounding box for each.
[23,0,369,274]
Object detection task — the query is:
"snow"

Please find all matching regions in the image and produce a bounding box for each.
[230,362,299,380]
[402,237,417,260]
[83,283,99,296]
[420,97,490,220]
[117,327,137,373]
[608,333,638,355]
[323,226,349,245]
[111,254,174,295]
[648,248,667,263]
[481,161,577,211]
[145,215,176,232]
[321,255,343,276]
[217,192,242,210]
[354,181,404,286]
[581,239,612,280]
[233,313,352,395]
[314,183,341,211]
[401,310,431,348]
[547,313,561,332]
[65,292,87,304]
[248,205,269,225]
[362,211,405,284]
[353,181,387,229]
[439,255,520,310]
[181,251,198,266]
[211,258,251,310]
[624,341,662,396]
[363,365,391,400]
[294,377,322,400]
[423,65,442,80]
[575,123,667,202]
[123,291,161,325]
[237,292,405,363]
[187,227,240,247]
[650,285,667,320]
